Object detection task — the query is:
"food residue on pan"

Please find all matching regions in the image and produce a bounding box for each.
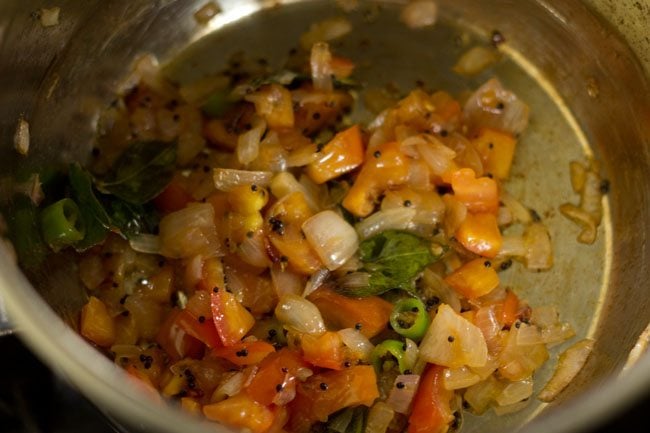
[5,5,605,433]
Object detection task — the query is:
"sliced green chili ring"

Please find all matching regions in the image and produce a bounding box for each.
[389,297,430,341]
[40,198,85,249]
[371,339,409,374]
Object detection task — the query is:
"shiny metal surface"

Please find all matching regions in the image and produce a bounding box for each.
[0,1,649,433]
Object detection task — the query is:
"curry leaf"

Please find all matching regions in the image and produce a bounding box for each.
[96,141,176,205]
[103,198,159,240]
[68,163,110,250]
[353,230,440,296]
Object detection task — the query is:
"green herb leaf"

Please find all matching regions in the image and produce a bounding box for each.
[68,163,110,250]
[97,141,176,205]
[353,230,440,296]
[103,198,159,240]
[5,196,48,269]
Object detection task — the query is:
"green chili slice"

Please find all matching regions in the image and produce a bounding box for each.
[371,339,409,374]
[389,297,430,341]
[40,198,85,249]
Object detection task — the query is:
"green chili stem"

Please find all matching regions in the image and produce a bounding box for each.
[371,339,409,374]
[389,297,430,341]
[40,198,85,249]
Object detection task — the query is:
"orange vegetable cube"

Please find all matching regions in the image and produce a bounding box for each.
[247,83,294,129]
[450,168,499,214]
[203,393,275,433]
[306,125,364,184]
[472,128,517,179]
[444,258,500,299]
[455,212,503,258]
[330,56,356,79]
[301,331,345,370]
[212,340,276,366]
[80,296,116,347]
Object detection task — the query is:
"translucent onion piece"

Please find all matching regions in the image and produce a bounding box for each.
[184,255,204,289]
[213,168,273,192]
[469,354,499,380]
[443,366,481,390]
[530,305,559,328]
[238,231,272,268]
[524,223,553,270]
[403,339,419,372]
[310,42,334,92]
[237,117,267,165]
[13,118,29,156]
[386,374,420,414]
[497,234,526,258]
[515,323,544,346]
[400,0,438,29]
[129,234,162,255]
[302,210,359,270]
[500,190,533,224]
[475,305,502,355]
[411,135,456,176]
[365,401,395,433]
[538,339,595,402]
[271,265,304,297]
[463,376,503,415]
[453,46,499,76]
[495,377,533,406]
[419,304,488,368]
[270,172,318,211]
[303,268,330,298]
[541,322,576,346]
[493,398,531,416]
[498,326,549,381]
[355,208,417,240]
[422,269,462,313]
[338,328,374,361]
[194,1,221,25]
[464,78,530,135]
[337,271,370,292]
[211,372,244,402]
[275,294,326,335]
[159,203,223,259]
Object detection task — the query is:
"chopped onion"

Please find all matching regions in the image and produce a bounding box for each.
[211,372,244,402]
[355,208,417,240]
[407,135,456,177]
[338,328,374,361]
[238,231,272,268]
[237,117,267,165]
[275,294,326,335]
[386,374,420,414]
[530,305,559,328]
[581,169,603,223]
[443,366,481,390]
[419,304,488,368]
[403,339,419,372]
[453,46,499,76]
[13,118,29,156]
[469,354,499,380]
[39,7,60,27]
[129,234,162,255]
[270,172,318,211]
[213,168,273,192]
[495,377,533,406]
[310,42,334,93]
[500,190,533,224]
[538,339,594,402]
[493,398,530,416]
[400,0,438,29]
[475,305,502,355]
[300,17,352,50]
[184,255,204,289]
[12,173,44,206]
[286,142,318,167]
[337,271,370,292]
[463,376,503,415]
[303,210,359,270]
[271,265,304,297]
[194,1,221,24]
[303,268,330,298]
[464,78,530,135]
[497,234,526,258]
[569,161,587,193]
[442,195,467,239]
[559,203,597,244]
[498,326,549,381]
[159,203,223,259]
[516,323,544,346]
[421,269,462,313]
[365,401,394,433]
[524,223,553,270]
[541,322,576,346]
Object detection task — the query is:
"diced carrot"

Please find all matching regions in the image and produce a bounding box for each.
[450,168,499,214]
[471,128,517,179]
[330,56,355,79]
[301,331,345,370]
[455,212,503,258]
[342,141,410,217]
[212,340,276,366]
[306,125,364,184]
[307,287,392,338]
[444,258,500,299]
[80,296,116,348]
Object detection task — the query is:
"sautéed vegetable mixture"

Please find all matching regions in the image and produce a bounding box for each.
[23,39,585,433]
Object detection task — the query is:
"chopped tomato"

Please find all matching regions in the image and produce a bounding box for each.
[125,365,162,403]
[248,83,295,129]
[155,309,204,361]
[308,287,392,338]
[212,340,276,366]
[408,364,454,433]
[203,393,275,433]
[471,128,517,180]
[444,258,500,299]
[211,288,255,346]
[450,168,499,214]
[342,141,410,217]
[455,212,503,258]
[495,289,520,328]
[306,125,365,184]
[176,309,223,349]
[288,366,379,433]
[197,256,225,292]
[246,348,309,406]
[153,176,194,213]
[301,331,345,370]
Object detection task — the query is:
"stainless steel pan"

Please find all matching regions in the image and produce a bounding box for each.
[1,1,649,432]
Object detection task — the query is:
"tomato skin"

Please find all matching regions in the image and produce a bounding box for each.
[155,309,205,361]
[246,348,309,406]
[212,340,276,366]
[306,125,364,184]
[203,393,275,433]
[408,365,454,433]
[288,365,379,433]
[210,288,255,346]
[450,168,499,214]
